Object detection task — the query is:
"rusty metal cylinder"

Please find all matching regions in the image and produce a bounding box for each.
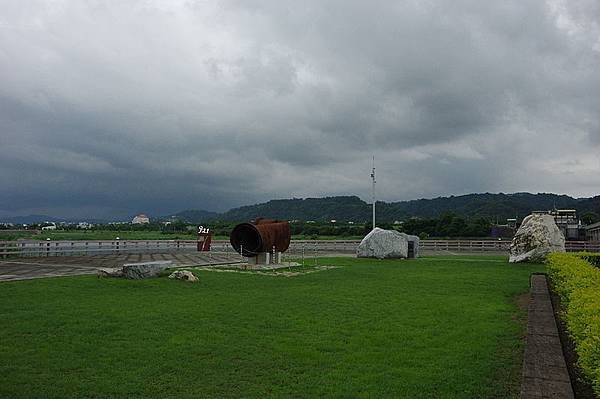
[230,218,291,257]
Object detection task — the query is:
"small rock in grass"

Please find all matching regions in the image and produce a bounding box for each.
[168,270,198,282]
[122,261,172,279]
[97,268,124,278]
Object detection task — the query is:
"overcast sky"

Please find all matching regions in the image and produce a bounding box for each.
[1,0,600,219]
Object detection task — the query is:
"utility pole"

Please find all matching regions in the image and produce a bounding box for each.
[371,155,376,230]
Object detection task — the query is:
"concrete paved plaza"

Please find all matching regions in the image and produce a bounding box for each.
[0,252,243,282]
[0,250,509,282]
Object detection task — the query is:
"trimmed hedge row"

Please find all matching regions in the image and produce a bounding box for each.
[579,253,600,268]
[546,253,600,396]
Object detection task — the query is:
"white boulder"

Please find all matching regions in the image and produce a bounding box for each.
[168,270,198,282]
[509,214,565,263]
[357,227,408,259]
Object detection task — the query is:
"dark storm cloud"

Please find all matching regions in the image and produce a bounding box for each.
[1,0,600,219]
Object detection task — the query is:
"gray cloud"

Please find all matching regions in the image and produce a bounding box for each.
[1,0,599,219]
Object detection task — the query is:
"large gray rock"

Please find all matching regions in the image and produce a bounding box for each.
[122,261,172,279]
[357,227,408,259]
[509,214,565,263]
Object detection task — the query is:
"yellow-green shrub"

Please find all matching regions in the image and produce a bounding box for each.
[546,253,600,395]
[578,252,600,268]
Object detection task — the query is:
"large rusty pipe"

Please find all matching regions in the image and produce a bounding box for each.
[230,219,291,257]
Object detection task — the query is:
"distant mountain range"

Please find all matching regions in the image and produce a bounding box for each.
[4,192,600,225]
[173,192,600,223]
[168,209,220,223]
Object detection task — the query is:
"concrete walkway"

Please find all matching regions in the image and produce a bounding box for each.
[0,252,243,282]
[521,274,574,399]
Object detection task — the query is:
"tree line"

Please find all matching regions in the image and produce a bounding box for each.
[8,213,495,239]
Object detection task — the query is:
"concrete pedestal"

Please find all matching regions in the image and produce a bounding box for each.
[248,252,282,266]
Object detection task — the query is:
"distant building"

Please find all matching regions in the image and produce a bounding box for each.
[41,223,56,231]
[77,222,93,229]
[131,214,150,224]
[586,222,600,241]
[532,209,583,240]
[491,218,517,239]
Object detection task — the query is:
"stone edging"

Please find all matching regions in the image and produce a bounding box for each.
[520,274,574,399]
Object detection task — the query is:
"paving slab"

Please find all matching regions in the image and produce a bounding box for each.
[521,274,574,399]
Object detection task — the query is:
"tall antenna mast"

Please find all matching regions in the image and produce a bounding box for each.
[371,155,376,230]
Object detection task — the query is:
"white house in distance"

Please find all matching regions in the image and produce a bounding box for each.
[131,214,150,224]
[41,222,57,231]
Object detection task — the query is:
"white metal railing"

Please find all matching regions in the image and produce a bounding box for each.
[420,239,510,252]
[564,241,600,252]
[0,240,229,257]
[1,239,599,258]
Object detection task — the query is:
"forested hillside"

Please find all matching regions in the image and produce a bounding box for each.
[219,196,369,222]
[212,193,600,222]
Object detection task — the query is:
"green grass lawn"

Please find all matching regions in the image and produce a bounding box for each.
[0,256,543,398]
